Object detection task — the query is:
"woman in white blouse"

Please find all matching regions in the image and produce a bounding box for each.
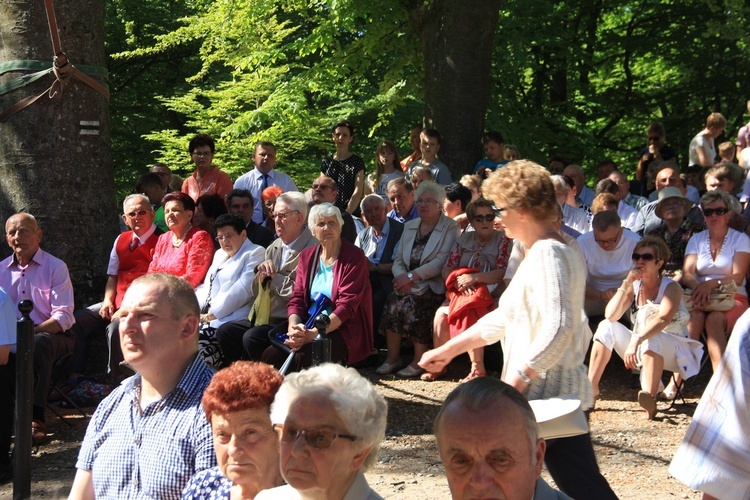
[196,214,265,328]
[682,190,750,371]
[688,112,726,167]
[420,161,616,500]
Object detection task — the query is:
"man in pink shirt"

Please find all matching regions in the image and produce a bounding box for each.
[181,133,233,202]
[0,213,75,446]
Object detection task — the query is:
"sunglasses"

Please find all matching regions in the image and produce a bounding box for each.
[702,207,729,217]
[273,424,357,450]
[647,136,662,142]
[492,206,507,218]
[472,214,495,222]
[632,252,656,261]
[125,209,149,219]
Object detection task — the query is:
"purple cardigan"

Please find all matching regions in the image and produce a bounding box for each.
[287,239,373,365]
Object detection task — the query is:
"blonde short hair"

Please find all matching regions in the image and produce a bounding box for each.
[482,160,557,222]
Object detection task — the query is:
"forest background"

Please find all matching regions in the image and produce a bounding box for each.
[1,0,750,300]
[109,0,750,197]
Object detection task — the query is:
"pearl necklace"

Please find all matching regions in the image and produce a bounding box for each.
[172,225,192,248]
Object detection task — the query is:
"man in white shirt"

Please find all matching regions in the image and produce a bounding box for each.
[233,142,298,223]
[578,211,641,318]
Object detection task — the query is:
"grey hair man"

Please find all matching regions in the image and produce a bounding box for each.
[217,191,318,365]
[356,194,404,336]
[434,378,569,500]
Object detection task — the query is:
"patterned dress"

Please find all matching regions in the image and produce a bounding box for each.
[379,228,445,344]
[321,154,365,213]
[650,218,703,278]
[182,467,231,499]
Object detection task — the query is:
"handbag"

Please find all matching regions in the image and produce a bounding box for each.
[198,323,224,368]
[528,395,589,440]
[682,280,737,312]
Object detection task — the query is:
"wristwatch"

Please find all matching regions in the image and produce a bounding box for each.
[407,272,414,281]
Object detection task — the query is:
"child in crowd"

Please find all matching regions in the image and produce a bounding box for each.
[473,131,508,177]
[367,140,404,202]
[406,128,453,185]
[503,144,520,161]
[717,141,737,165]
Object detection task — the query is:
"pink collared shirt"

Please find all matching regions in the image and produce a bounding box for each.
[0,249,75,331]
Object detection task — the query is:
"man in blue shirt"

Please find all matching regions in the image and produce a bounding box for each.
[69,273,216,499]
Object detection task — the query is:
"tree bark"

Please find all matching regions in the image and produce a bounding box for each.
[412,0,500,178]
[0,0,118,305]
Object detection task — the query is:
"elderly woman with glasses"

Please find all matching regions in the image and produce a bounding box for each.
[256,363,387,500]
[182,362,284,499]
[588,237,703,420]
[423,198,512,382]
[674,190,750,388]
[376,181,460,378]
[148,191,215,288]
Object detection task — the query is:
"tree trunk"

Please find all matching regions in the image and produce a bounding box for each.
[412,0,501,178]
[0,0,118,305]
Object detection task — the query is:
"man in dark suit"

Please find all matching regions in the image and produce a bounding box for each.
[226,188,275,248]
[217,191,317,364]
[355,194,404,340]
[310,175,358,243]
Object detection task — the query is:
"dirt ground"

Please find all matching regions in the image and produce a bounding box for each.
[0,355,709,499]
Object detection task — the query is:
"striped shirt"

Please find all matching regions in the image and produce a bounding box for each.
[76,355,216,499]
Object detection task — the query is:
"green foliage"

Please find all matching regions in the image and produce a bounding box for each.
[108,0,750,194]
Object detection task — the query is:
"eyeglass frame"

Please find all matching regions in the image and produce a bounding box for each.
[125,209,150,219]
[272,424,357,450]
[271,210,300,221]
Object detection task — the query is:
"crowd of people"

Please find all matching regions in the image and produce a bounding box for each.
[1,110,750,498]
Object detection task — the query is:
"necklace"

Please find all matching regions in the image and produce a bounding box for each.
[172,225,192,247]
[637,276,662,307]
[706,230,728,261]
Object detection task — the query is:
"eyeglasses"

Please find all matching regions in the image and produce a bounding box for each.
[125,209,149,219]
[493,206,507,218]
[312,183,333,190]
[191,151,212,157]
[215,233,238,242]
[416,199,439,206]
[595,229,621,246]
[632,252,656,261]
[647,136,662,142]
[272,424,357,449]
[272,210,299,221]
[702,207,729,217]
[472,214,495,222]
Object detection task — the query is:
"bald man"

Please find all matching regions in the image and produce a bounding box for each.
[0,213,75,447]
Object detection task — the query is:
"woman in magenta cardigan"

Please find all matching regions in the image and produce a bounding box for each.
[270,203,372,372]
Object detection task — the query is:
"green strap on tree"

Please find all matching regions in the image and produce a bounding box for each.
[0,60,108,97]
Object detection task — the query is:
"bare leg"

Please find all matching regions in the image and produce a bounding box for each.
[587,340,612,398]
[705,311,728,371]
[640,350,664,396]
[432,307,450,349]
[385,329,402,365]
[467,347,486,375]
[411,342,430,368]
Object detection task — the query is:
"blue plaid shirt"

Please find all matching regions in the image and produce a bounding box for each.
[76,355,216,499]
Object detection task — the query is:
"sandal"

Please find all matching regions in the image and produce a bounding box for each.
[459,369,486,384]
[420,369,447,382]
[31,421,48,446]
